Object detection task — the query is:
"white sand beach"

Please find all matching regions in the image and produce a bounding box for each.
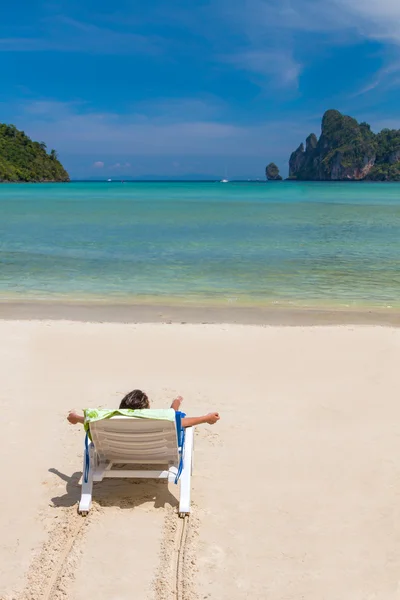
[1,319,400,599]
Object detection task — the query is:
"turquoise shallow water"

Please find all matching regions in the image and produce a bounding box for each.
[1,181,400,308]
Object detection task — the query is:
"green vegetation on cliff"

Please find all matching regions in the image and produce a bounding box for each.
[0,124,69,182]
[289,110,400,181]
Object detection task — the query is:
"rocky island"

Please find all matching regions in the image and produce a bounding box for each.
[266,162,283,181]
[0,123,69,182]
[288,109,400,181]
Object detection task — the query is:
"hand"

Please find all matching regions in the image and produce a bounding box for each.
[171,396,183,411]
[205,412,220,425]
[67,411,80,425]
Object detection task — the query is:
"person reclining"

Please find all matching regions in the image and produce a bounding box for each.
[67,388,220,427]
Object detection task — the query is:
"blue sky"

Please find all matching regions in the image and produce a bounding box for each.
[2,0,400,178]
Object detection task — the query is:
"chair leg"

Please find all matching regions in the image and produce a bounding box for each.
[79,442,94,515]
[179,426,194,517]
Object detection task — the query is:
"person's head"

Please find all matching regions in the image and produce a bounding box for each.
[119,389,150,410]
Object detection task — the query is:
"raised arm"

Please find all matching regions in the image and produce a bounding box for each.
[182,412,220,428]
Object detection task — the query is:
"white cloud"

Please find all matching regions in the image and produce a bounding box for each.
[217,0,400,94]
[16,99,309,159]
[93,161,104,168]
[332,0,400,42]
[107,162,131,170]
[221,0,345,37]
[0,15,162,54]
[133,96,228,120]
[222,0,400,41]
[352,60,400,96]
[225,49,302,88]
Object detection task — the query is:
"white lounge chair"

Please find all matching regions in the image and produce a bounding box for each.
[78,410,194,517]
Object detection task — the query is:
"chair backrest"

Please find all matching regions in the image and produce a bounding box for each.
[89,417,179,465]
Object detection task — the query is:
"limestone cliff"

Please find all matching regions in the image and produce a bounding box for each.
[289,110,400,181]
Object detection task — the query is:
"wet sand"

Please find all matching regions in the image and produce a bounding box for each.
[1,300,400,326]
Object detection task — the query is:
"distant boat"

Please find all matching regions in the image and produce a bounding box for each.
[221,165,229,183]
[107,178,112,182]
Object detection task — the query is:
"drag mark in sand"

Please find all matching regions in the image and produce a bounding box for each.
[10,503,199,600]
[13,506,95,600]
[154,507,200,600]
[175,516,189,600]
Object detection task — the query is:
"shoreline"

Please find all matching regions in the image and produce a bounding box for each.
[2,179,400,183]
[1,300,400,326]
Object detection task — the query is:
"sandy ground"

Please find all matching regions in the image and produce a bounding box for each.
[1,320,400,600]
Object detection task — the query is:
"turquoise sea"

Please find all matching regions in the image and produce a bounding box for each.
[1,181,400,309]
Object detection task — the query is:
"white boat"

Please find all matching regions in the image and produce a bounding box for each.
[107,178,112,182]
[220,179,229,183]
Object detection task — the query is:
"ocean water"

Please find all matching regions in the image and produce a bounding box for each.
[1,181,400,308]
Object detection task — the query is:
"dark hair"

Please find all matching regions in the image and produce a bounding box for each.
[119,389,150,410]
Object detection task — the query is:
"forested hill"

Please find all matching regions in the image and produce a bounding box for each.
[0,124,69,182]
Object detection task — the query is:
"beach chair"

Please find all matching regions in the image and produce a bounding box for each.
[78,409,194,517]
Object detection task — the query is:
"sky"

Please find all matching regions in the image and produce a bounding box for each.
[1,0,400,179]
